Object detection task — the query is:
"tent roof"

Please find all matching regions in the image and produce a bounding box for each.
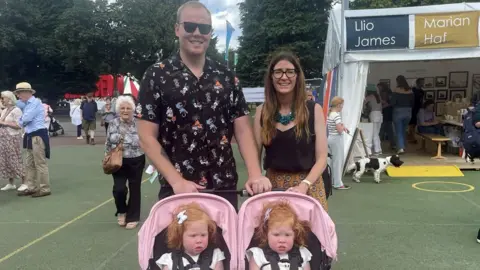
[344,3,480,17]
[323,2,480,74]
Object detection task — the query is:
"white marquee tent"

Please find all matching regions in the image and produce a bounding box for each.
[322,2,480,163]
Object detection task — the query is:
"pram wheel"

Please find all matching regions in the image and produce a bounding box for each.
[61,129,65,135]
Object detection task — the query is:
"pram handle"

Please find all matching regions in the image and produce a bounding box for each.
[199,188,287,197]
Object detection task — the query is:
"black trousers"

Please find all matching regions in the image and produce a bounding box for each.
[158,185,238,211]
[76,125,82,137]
[112,155,146,222]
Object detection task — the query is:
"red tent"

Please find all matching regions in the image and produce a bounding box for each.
[64,74,125,99]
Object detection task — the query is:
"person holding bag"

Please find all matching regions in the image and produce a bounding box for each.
[104,95,145,230]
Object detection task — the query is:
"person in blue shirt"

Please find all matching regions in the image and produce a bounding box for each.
[16,100,26,111]
[14,82,51,197]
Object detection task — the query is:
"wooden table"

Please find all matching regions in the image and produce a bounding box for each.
[416,132,451,160]
[440,119,463,127]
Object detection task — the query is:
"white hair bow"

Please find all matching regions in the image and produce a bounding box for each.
[264,208,272,223]
[177,210,188,224]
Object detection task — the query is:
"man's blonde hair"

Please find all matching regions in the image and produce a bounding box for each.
[176,1,211,23]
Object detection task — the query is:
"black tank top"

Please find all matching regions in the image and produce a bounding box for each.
[262,100,316,172]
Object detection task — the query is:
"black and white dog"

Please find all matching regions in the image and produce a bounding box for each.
[346,155,404,183]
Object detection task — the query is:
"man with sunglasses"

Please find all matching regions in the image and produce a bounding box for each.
[137,1,271,209]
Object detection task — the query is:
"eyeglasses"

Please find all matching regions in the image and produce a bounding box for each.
[272,69,297,79]
[179,22,212,35]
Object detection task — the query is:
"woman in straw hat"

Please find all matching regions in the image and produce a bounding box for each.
[0,90,27,191]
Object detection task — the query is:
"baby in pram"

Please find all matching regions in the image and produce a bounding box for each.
[156,202,226,270]
[238,192,337,270]
[246,200,312,270]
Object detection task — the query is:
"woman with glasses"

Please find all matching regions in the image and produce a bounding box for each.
[252,51,329,211]
[105,95,145,230]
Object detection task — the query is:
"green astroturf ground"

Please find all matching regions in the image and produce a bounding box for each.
[0,144,479,269]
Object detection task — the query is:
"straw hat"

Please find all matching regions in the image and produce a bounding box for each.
[14,82,36,95]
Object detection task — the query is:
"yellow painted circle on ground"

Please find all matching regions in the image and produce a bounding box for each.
[412,181,475,193]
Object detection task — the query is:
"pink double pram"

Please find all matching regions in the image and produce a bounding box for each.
[138,191,337,270]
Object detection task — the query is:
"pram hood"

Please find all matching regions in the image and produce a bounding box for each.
[138,193,238,270]
[237,192,337,269]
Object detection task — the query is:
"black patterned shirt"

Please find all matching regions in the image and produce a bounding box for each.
[137,54,250,189]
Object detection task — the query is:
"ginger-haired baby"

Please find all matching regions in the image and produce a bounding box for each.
[247,200,312,270]
[156,202,225,270]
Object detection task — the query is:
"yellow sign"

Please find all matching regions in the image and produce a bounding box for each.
[415,11,479,49]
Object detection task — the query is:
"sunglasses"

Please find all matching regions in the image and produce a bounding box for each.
[272,69,297,79]
[180,22,212,35]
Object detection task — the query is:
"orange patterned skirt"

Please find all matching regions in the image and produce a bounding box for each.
[266,169,328,212]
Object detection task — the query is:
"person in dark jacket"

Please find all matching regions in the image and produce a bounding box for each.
[408,78,424,143]
[391,75,414,154]
[80,93,98,145]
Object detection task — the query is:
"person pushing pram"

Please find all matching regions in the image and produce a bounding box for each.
[42,100,65,137]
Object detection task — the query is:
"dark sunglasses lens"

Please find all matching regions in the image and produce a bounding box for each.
[198,24,212,35]
[183,22,211,35]
[183,22,197,33]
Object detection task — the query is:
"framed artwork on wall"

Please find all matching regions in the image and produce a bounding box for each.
[435,101,445,117]
[436,89,448,101]
[472,74,480,95]
[406,78,417,88]
[424,90,435,100]
[449,89,466,101]
[435,76,447,87]
[449,71,468,88]
[424,77,434,88]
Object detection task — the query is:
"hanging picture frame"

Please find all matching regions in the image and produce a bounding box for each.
[472,74,480,96]
[424,77,434,88]
[449,89,466,101]
[449,71,468,88]
[435,101,445,117]
[435,76,447,87]
[436,89,448,101]
[424,90,435,100]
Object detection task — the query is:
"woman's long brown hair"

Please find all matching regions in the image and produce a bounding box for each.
[261,51,309,145]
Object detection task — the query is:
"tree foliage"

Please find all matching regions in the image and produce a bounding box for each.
[350,0,478,10]
[236,0,332,87]
[0,0,222,98]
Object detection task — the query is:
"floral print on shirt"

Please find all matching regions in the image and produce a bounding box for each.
[137,54,250,189]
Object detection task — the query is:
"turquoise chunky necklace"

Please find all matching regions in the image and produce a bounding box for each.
[275,110,295,125]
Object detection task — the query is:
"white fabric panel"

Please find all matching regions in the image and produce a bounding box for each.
[243,87,264,103]
[322,9,342,75]
[337,61,370,164]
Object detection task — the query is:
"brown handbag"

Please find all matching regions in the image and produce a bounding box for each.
[102,135,124,174]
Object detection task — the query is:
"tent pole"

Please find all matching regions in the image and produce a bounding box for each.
[338,0,349,97]
[340,0,349,67]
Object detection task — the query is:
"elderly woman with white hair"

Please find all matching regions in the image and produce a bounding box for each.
[0,91,27,191]
[105,95,145,230]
